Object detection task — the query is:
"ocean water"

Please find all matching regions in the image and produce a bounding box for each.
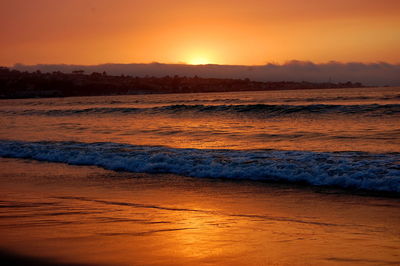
[1,87,400,265]
[0,87,399,193]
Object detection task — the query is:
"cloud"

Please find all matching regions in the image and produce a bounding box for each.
[13,61,400,86]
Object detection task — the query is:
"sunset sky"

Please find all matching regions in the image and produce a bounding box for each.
[1,0,399,66]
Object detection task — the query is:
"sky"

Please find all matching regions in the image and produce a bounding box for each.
[1,0,400,66]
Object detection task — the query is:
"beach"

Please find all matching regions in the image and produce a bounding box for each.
[2,0,400,264]
[1,158,399,265]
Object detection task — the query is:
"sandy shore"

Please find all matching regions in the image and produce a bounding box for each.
[0,158,399,265]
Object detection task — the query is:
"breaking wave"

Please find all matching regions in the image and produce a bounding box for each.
[3,104,400,117]
[0,140,399,193]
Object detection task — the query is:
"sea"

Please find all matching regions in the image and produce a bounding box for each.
[0,87,399,193]
[0,87,399,265]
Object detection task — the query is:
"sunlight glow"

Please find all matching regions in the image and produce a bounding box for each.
[188,56,211,65]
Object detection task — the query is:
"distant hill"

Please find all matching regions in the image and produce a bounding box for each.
[12,61,400,86]
[0,67,364,99]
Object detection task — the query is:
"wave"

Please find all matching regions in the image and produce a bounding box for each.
[2,104,400,117]
[0,140,399,193]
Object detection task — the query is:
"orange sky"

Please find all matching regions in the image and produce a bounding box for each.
[1,0,399,66]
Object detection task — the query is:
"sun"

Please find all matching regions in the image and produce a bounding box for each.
[187,56,211,65]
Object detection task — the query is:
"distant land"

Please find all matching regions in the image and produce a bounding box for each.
[0,67,365,99]
[12,61,400,86]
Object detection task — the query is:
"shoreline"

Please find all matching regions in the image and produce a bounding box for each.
[1,154,399,199]
[0,67,366,99]
[1,139,399,195]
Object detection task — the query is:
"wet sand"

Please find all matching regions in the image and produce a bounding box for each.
[0,158,399,265]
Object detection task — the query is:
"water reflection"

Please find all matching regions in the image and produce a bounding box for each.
[1,88,399,153]
[0,158,399,265]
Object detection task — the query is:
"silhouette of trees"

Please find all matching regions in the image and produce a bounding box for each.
[0,67,364,99]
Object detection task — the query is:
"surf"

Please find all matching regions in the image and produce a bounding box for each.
[1,140,399,193]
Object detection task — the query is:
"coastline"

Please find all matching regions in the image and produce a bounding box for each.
[0,67,365,99]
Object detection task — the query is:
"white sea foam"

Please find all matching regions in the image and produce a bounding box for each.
[0,140,399,193]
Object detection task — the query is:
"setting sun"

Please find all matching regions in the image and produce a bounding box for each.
[0,1,399,266]
[187,56,212,65]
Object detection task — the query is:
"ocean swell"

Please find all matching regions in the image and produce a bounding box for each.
[2,104,400,117]
[0,140,399,193]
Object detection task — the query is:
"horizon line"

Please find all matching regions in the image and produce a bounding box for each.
[7,60,400,68]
